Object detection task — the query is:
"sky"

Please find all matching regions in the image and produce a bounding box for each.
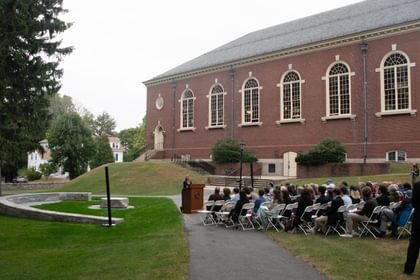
[59,0,363,132]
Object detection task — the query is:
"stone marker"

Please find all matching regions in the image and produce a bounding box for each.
[100,197,129,208]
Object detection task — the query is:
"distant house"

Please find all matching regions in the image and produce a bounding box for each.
[27,139,50,171]
[28,136,124,173]
[108,136,124,163]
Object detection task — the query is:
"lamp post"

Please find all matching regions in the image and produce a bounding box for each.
[239,143,245,190]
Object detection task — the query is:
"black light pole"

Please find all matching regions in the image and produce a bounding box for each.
[104,166,113,227]
[250,161,254,189]
[239,143,245,190]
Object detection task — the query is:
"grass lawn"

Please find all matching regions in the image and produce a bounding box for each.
[0,197,188,280]
[268,231,419,280]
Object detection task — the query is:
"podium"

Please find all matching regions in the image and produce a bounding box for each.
[181,184,204,213]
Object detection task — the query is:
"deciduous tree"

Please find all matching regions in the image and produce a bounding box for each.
[47,112,94,179]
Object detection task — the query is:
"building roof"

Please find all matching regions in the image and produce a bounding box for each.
[145,0,420,84]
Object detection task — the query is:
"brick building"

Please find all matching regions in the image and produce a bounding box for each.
[144,0,420,176]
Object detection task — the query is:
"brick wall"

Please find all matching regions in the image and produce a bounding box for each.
[146,30,420,162]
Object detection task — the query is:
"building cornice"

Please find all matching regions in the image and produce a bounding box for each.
[144,21,420,87]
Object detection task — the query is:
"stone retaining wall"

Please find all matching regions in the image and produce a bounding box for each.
[1,182,65,190]
[0,192,123,225]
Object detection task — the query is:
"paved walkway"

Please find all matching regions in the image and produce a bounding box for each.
[169,189,326,280]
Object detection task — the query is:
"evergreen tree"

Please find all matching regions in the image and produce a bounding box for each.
[0,0,72,180]
[47,112,95,179]
[90,135,114,169]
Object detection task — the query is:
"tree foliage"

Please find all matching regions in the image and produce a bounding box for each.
[39,162,57,180]
[48,94,76,123]
[295,138,346,166]
[119,116,146,162]
[212,138,257,163]
[90,135,115,169]
[47,112,95,179]
[94,112,116,136]
[0,0,72,180]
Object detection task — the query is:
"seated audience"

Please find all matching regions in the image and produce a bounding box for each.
[313,188,344,233]
[222,187,232,201]
[228,190,249,224]
[341,186,378,238]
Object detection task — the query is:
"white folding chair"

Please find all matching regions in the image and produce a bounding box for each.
[278,202,298,229]
[359,206,384,239]
[238,202,255,230]
[265,203,286,232]
[197,201,215,226]
[297,205,315,235]
[397,208,414,240]
[325,205,347,236]
[214,200,236,226]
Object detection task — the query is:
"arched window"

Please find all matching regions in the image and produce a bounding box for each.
[242,78,260,124]
[209,84,225,127]
[281,71,302,120]
[180,89,194,129]
[383,53,409,111]
[327,62,351,116]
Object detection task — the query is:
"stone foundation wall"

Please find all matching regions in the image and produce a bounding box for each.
[297,163,391,179]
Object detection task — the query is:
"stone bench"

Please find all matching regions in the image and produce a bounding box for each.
[0,192,124,225]
[100,197,129,208]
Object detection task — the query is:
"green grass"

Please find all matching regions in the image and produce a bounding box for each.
[268,231,419,280]
[50,161,207,196]
[0,197,188,280]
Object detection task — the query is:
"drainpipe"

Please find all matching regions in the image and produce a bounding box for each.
[361,41,368,164]
[171,80,177,160]
[229,66,235,139]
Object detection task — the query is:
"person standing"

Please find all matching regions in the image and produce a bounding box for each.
[404,181,420,275]
[183,175,192,189]
[411,164,419,187]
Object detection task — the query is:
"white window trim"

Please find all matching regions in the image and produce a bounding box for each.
[177,127,196,132]
[276,118,306,125]
[239,77,263,126]
[321,114,356,122]
[277,70,305,124]
[375,50,416,116]
[321,61,355,121]
[386,150,406,162]
[178,89,196,130]
[206,83,227,129]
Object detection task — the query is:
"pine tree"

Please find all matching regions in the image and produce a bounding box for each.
[0,0,72,180]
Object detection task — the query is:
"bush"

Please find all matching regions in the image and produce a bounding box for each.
[39,162,57,179]
[212,138,257,163]
[296,138,346,166]
[21,168,42,181]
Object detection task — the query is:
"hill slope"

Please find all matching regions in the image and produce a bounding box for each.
[52,162,207,195]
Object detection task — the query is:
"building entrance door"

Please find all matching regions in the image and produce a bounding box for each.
[154,124,164,150]
[283,151,297,177]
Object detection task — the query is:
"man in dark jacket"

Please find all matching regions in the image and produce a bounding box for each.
[404,181,420,274]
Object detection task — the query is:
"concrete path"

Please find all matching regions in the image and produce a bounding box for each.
[169,189,326,280]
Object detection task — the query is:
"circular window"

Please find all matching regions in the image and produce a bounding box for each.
[155,94,164,110]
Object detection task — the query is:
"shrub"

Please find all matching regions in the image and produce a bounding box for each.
[21,168,42,181]
[296,138,346,166]
[212,138,257,163]
[39,162,57,179]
